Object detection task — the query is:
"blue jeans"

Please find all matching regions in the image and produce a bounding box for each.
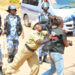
[42,52,64,75]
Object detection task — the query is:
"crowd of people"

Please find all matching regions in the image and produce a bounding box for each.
[0,0,74,75]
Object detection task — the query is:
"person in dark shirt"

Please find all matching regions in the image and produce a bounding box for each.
[42,16,72,75]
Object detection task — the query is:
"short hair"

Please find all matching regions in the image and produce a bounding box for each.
[51,16,63,27]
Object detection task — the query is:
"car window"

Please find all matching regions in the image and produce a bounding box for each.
[22,0,39,6]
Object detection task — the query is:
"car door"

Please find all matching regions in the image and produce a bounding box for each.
[21,0,42,21]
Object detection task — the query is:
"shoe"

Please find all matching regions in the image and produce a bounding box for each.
[8,55,14,63]
[43,55,50,63]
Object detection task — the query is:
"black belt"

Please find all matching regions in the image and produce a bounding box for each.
[25,44,35,52]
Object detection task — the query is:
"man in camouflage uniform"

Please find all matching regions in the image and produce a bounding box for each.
[38,1,51,64]
[4,5,23,63]
[42,16,72,75]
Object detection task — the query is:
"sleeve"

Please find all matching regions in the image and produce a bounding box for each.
[4,15,9,26]
[62,31,67,40]
[30,31,40,42]
[4,15,9,27]
[42,31,48,36]
[17,15,22,25]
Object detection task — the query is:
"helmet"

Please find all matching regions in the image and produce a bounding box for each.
[41,2,49,10]
[7,5,17,12]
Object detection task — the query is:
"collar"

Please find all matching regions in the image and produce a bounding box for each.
[9,14,16,18]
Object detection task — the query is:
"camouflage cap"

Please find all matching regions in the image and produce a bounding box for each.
[7,4,17,12]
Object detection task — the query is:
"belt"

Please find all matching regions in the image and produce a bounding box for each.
[25,44,35,52]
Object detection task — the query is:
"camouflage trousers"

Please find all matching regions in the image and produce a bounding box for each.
[7,38,19,56]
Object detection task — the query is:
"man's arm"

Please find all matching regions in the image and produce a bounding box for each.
[63,40,72,47]
[62,31,72,47]
[18,16,24,38]
[36,34,52,45]
[36,39,50,45]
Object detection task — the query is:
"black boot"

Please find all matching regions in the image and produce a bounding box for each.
[39,57,42,64]
[8,55,14,63]
[43,55,50,63]
[0,66,3,75]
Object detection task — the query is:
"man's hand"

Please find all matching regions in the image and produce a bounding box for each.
[46,32,53,40]
[67,40,72,46]
[48,35,52,39]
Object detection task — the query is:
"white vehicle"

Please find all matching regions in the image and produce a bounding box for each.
[21,0,75,33]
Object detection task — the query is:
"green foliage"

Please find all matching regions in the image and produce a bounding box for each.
[9,0,19,3]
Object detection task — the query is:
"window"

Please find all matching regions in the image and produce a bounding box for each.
[22,0,38,6]
[50,0,75,9]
